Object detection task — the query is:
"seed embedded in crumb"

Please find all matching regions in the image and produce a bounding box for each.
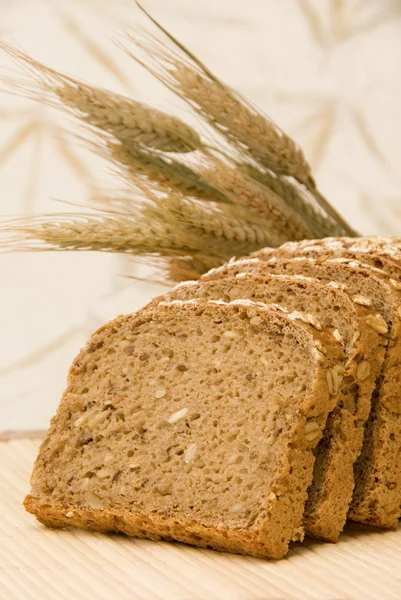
[157,483,172,496]
[159,356,170,364]
[353,295,372,307]
[155,388,166,399]
[184,443,197,463]
[228,454,240,465]
[65,511,74,518]
[304,421,320,442]
[312,348,325,362]
[176,364,188,372]
[119,340,130,350]
[366,314,388,335]
[268,492,277,501]
[356,361,370,382]
[139,353,150,361]
[103,454,114,465]
[333,329,343,344]
[250,316,262,326]
[223,330,238,340]
[306,314,322,330]
[326,369,335,395]
[235,272,248,279]
[97,469,109,480]
[74,414,88,427]
[129,464,140,470]
[326,366,344,395]
[87,412,108,429]
[168,407,189,423]
[390,279,401,290]
[86,493,103,509]
[352,331,361,345]
[230,503,243,513]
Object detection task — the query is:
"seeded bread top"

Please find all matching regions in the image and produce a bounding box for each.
[251,239,401,280]
[267,237,401,257]
[157,272,383,350]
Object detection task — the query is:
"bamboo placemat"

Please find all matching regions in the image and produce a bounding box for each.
[1,437,401,600]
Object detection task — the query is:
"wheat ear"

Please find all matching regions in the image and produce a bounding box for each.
[0,41,202,154]
[0,212,222,257]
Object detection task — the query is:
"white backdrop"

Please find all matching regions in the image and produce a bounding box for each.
[1,0,401,429]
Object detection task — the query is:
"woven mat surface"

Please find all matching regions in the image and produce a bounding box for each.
[2,439,401,600]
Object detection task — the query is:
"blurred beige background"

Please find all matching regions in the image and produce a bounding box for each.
[1,0,401,430]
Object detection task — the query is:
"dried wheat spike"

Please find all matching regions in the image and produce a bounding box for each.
[0,41,202,154]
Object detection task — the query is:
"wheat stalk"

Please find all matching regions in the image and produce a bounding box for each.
[0,211,228,281]
[0,194,269,265]
[0,41,203,154]
[0,212,222,257]
[0,6,359,284]
[126,4,358,236]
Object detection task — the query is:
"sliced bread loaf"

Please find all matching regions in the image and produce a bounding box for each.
[204,256,401,528]
[24,300,343,559]
[150,274,386,541]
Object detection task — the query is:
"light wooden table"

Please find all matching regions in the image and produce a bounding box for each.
[1,432,401,600]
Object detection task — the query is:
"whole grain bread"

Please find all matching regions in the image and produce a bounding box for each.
[24,300,343,559]
[149,273,386,541]
[204,255,401,528]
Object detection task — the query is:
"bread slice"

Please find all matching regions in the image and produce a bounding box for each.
[150,274,386,541]
[204,256,401,528]
[24,300,343,559]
